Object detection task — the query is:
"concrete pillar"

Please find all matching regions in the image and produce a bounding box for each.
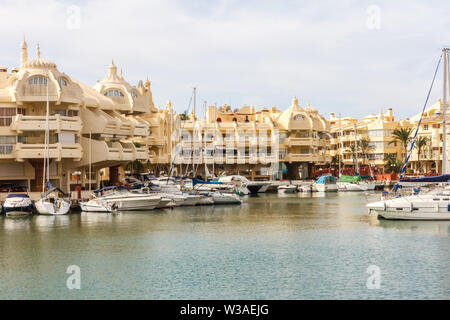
[109,165,120,186]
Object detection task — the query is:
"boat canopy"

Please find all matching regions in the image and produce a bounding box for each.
[192,178,223,186]
[316,176,337,184]
[337,175,362,183]
[399,174,450,183]
[41,187,67,198]
[6,193,29,198]
[93,186,127,194]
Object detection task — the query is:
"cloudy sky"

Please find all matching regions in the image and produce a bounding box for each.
[1,0,449,119]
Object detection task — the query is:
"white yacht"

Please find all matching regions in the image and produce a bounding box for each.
[367,47,450,221]
[277,184,297,193]
[80,198,113,212]
[211,192,242,204]
[93,187,162,211]
[218,175,264,194]
[2,193,34,217]
[313,175,338,192]
[35,187,70,215]
[367,186,450,220]
[337,175,371,191]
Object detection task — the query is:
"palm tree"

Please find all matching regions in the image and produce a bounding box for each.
[414,136,429,173]
[179,110,189,120]
[331,154,339,169]
[389,128,413,161]
[346,143,357,169]
[384,153,403,174]
[358,137,375,166]
[125,160,145,174]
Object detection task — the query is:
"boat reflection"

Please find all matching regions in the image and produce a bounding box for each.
[374,219,450,237]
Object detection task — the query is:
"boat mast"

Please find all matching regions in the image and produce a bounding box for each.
[338,113,341,177]
[42,77,50,191]
[443,48,449,174]
[89,129,92,192]
[354,123,359,175]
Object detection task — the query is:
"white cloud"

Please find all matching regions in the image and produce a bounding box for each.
[1,0,449,119]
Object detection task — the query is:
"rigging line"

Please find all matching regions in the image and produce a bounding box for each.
[394,53,443,191]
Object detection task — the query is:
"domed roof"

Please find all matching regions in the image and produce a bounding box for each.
[22,44,57,70]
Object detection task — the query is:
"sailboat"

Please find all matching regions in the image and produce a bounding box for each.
[367,48,450,220]
[35,77,70,215]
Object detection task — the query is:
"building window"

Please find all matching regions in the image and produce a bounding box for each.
[293,115,305,120]
[0,136,17,154]
[68,110,78,117]
[0,108,26,126]
[59,77,68,87]
[130,90,137,98]
[28,76,48,85]
[423,124,429,130]
[105,89,124,97]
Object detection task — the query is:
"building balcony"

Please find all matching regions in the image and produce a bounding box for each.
[13,143,82,162]
[148,136,166,147]
[10,114,82,133]
[285,137,314,147]
[284,153,331,163]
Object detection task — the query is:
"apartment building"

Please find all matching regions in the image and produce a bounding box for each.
[407,99,448,174]
[0,39,151,192]
[165,96,331,180]
[329,108,405,174]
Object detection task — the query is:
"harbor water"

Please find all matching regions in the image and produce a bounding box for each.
[0,192,449,299]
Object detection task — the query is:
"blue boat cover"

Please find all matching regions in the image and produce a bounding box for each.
[6,193,30,198]
[316,176,337,184]
[399,174,450,183]
[192,178,223,186]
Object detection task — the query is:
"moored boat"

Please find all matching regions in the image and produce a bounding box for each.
[35,187,70,215]
[2,193,34,217]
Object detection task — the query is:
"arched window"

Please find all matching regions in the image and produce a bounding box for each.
[105,89,124,97]
[216,117,222,123]
[28,76,47,85]
[232,117,237,122]
[59,77,68,87]
[130,90,137,98]
[293,114,305,120]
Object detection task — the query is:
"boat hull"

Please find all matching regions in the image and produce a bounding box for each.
[35,199,70,215]
[314,183,338,192]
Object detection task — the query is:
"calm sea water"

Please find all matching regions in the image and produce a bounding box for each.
[0,192,449,300]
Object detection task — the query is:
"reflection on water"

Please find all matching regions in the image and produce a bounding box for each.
[0,192,449,299]
[376,219,450,237]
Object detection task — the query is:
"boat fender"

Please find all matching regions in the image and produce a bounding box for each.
[447,204,450,212]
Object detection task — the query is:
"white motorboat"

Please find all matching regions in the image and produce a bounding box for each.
[313,175,338,192]
[196,194,215,205]
[298,184,313,192]
[2,193,34,217]
[212,192,242,204]
[94,187,162,211]
[277,185,297,193]
[367,186,450,220]
[35,187,70,215]
[337,175,370,191]
[80,198,113,212]
[258,181,273,193]
[155,197,173,208]
[218,175,264,194]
